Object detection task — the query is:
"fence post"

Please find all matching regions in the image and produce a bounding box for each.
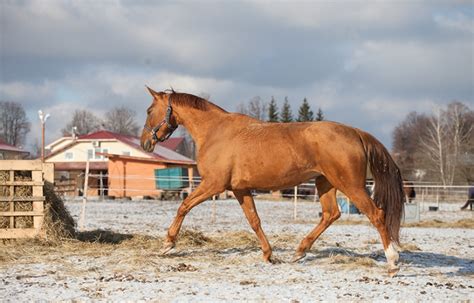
[421,187,425,212]
[99,171,104,200]
[79,159,90,231]
[211,195,216,223]
[436,187,439,209]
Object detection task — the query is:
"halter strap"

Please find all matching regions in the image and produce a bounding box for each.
[144,94,178,142]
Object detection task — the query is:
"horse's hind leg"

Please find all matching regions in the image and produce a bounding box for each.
[234,190,274,263]
[292,176,340,262]
[161,181,222,254]
[343,187,399,276]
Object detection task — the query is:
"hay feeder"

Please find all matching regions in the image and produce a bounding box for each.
[0,160,53,239]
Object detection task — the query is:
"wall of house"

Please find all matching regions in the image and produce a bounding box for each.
[46,140,152,163]
[108,158,166,197]
[107,158,195,198]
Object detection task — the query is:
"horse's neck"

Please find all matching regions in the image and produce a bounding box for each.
[176,106,226,150]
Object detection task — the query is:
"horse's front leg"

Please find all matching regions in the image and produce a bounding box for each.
[161,181,221,254]
[233,190,274,263]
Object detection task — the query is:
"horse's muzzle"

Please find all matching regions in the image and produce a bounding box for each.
[142,139,154,153]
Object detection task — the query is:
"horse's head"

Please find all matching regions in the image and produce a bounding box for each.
[140,86,178,152]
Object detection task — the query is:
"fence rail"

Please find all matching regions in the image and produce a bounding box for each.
[80,173,472,204]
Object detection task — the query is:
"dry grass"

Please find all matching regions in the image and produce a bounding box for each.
[211,231,259,249]
[403,218,474,229]
[41,182,75,241]
[0,230,263,267]
[295,215,474,229]
[364,238,379,245]
[178,229,212,246]
[328,254,377,268]
[333,219,370,226]
[401,242,422,251]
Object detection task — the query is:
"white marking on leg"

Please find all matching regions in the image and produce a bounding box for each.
[384,242,399,268]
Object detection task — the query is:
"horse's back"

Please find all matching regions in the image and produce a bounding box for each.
[199,117,366,190]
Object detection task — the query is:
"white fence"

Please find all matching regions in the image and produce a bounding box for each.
[75,173,472,226]
[82,173,472,205]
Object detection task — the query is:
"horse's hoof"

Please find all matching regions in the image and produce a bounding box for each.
[268,257,283,264]
[388,267,400,278]
[160,242,175,255]
[290,252,306,263]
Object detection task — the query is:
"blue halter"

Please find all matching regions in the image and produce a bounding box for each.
[143,95,178,142]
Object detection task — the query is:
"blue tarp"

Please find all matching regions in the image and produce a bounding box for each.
[337,197,360,214]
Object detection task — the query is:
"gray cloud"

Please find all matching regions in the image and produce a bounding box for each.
[0,0,472,150]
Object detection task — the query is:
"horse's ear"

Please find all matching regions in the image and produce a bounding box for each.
[145,86,161,99]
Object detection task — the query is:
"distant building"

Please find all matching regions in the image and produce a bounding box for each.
[159,137,194,159]
[44,130,195,197]
[0,139,29,160]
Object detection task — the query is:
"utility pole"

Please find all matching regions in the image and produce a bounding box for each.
[38,110,50,162]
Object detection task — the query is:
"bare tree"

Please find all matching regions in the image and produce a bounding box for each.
[177,127,196,160]
[29,139,42,160]
[394,101,473,184]
[445,102,473,184]
[236,102,248,115]
[392,111,430,179]
[420,108,449,185]
[103,106,140,136]
[236,96,268,121]
[62,109,102,136]
[0,101,31,147]
[248,96,268,121]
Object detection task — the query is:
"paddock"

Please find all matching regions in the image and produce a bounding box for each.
[1,198,472,301]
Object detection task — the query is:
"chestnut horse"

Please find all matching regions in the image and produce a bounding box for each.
[141,88,405,276]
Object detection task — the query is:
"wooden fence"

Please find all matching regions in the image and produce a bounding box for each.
[0,160,54,239]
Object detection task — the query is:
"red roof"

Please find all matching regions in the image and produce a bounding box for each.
[48,130,191,162]
[104,153,194,165]
[158,137,184,151]
[0,138,29,153]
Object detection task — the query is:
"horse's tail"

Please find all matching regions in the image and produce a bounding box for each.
[357,129,405,245]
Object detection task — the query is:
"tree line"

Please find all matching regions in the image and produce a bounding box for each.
[393,101,473,185]
[2,98,472,185]
[61,106,140,137]
[0,101,141,148]
[236,96,325,123]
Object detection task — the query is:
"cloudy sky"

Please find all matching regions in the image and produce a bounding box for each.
[1,0,473,151]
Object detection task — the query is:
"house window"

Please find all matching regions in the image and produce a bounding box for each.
[87,149,93,160]
[122,151,131,156]
[94,148,101,159]
[102,148,108,159]
[65,152,74,160]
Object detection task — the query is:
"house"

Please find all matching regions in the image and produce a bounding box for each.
[159,137,194,159]
[106,153,196,198]
[44,130,196,197]
[0,139,29,160]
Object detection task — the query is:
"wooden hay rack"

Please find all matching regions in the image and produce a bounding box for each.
[0,160,53,239]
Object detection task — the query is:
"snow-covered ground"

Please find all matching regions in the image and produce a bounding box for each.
[1,199,473,301]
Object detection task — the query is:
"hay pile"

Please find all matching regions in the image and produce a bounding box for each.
[0,170,75,241]
[42,182,76,240]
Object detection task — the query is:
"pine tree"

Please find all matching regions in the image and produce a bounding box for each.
[297,98,314,122]
[267,96,279,122]
[316,107,324,121]
[280,97,293,123]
